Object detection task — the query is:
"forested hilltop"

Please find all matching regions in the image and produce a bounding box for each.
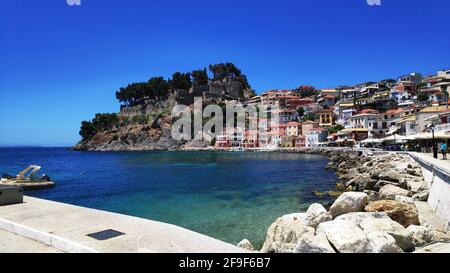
[73,63,256,151]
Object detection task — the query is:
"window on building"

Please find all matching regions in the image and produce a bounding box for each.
[382,122,387,129]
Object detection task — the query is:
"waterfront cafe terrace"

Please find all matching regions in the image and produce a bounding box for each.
[336,128,369,147]
[359,109,450,150]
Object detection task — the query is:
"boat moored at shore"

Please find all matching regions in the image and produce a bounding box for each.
[1,165,55,190]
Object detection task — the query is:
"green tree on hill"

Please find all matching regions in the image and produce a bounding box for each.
[295,86,316,98]
[297,107,305,117]
[192,68,209,86]
[79,113,119,140]
[417,92,429,102]
[115,77,170,105]
[301,112,319,122]
[114,63,252,104]
[147,77,170,99]
[209,62,251,89]
[328,124,344,134]
[79,121,96,140]
[170,72,192,91]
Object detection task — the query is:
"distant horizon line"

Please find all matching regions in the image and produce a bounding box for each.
[0,145,71,148]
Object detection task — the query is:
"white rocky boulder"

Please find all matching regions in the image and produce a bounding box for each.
[365,231,403,253]
[334,212,390,225]
[412,190,429,202]
[329,192,369,218]
[295,232,335,253]
[379,185,409,200]
[379,171,401,182]
[316,220,371,253]
[407,180,427,194]
[237,239,254,251]
[406,225,450,247]
[304,203,332,228]
[394,195,414,205]
[261,213,314,253]
[358,218,414,252]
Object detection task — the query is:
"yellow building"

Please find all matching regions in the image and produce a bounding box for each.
[319,109,334,127]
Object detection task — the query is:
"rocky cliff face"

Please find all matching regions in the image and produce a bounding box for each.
[73,115,181,151]
[73,79,253,151]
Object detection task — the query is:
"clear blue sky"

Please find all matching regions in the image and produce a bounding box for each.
[0,0,449,146]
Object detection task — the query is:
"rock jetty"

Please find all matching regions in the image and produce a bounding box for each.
[238,150,450,253]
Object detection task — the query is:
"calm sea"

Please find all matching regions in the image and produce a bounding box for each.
[0,148,337,248]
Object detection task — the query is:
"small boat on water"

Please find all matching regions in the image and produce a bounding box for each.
[0,165,55,190]
[229,147,245,152]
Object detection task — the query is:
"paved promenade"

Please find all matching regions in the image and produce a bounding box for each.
[0,197,246,253]
[419,153,450,171]
[0,230,62,253]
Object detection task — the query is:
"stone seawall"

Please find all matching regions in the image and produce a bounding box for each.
[409,152,450,224]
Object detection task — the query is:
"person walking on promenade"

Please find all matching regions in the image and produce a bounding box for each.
[441,142,448,160]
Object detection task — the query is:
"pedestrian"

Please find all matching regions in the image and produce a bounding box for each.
[441,142,448,160]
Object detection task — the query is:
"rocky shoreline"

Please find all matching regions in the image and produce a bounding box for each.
[237,150,450,253]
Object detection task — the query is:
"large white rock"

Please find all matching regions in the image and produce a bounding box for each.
[237,239,254,251]
[316,220,371,253]
[412,190,429,202]
[334,212,390,225]
[394,195,414,205]
[329,192,369,218]
[304,203,332,228]
[261,213,314,253]
[407,180,427,193]
[358,218,414,252]
[406,225,450,247]
[365,231,403,253]
[379,185,409,200]
[295,232,336,253]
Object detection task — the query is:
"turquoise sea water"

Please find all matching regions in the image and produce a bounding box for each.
[0,148,337,248]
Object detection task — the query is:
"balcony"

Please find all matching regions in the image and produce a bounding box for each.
[435,123,450,132]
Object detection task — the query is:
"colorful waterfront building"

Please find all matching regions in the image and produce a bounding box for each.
[319,108,335,127]
[286,121,301,137]
[336,128,369,146]
[243,130,259,148]
[295,135,306,148]
[301,120,319,135]
[327,133,338,144]
[305,128,328,148]
[415,106,450,133]
[215,128,244,148]
[271,109,299,124]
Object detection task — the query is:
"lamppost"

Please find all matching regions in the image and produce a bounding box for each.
[431,123,438,159]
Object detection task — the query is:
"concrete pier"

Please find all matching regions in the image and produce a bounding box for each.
[0,229,61,253]
[0,197,246,253]
[409,152,450,226]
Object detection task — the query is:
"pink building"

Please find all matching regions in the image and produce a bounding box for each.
[295,135,306,148]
